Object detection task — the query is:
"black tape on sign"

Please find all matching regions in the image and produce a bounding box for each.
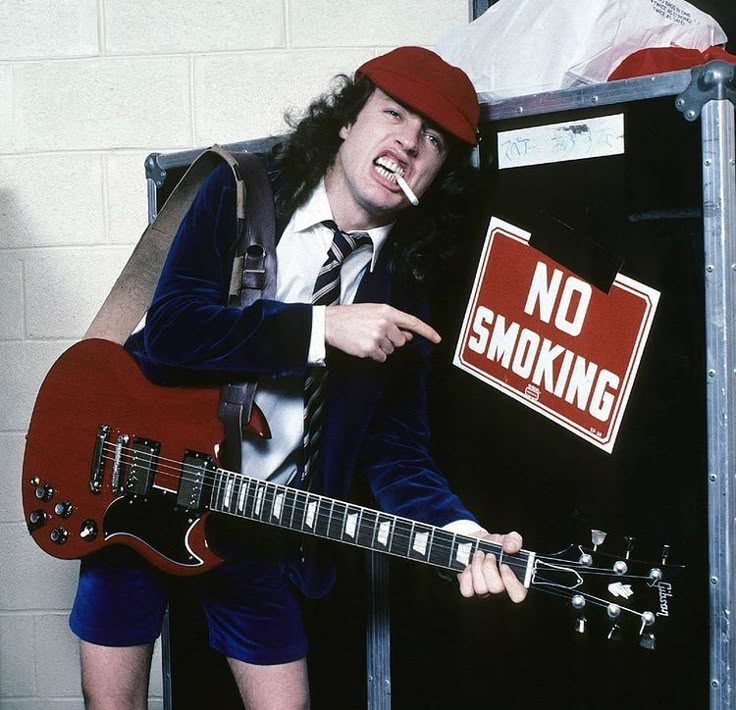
[527,212,623,294]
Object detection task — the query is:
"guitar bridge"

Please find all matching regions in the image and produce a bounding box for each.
[89,425,111,493]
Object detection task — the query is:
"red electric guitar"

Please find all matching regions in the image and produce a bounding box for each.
[23,338,676,647]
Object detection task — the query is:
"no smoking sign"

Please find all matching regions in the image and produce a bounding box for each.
[453,218,660,453]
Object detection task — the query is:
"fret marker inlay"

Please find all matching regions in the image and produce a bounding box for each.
[223,477,234,508]
[456,542,472,566]
[345,513,358,538]
[237,480,247,512]
[413,531,429,556]
[273,493,284,520]
[377,521,391,546]
[306,500,317,529]
[254,486,264,516]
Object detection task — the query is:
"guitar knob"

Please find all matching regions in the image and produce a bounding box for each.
[28,509,48,531]
[35,484,54,502]
[49,527,68,545]
[591,529,607,551]
[54,501,73,519]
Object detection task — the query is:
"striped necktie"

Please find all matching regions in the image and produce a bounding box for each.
[301,220,372,484]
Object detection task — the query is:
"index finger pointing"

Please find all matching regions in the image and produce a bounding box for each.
[393,310,441,344]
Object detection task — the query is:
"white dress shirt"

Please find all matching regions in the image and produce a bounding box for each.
[240,179,392,484]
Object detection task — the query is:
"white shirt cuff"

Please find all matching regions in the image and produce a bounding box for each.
[307,305,326,365]
[442,520,487,537]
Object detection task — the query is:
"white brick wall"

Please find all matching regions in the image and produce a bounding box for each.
[0,1,471,706]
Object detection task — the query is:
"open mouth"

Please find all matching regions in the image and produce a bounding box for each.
[372,156,419,206]
[373,156,405,183]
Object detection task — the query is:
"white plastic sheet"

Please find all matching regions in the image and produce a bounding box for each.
[436,0,727,98]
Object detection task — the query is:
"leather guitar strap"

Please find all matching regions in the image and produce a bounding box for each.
[218,151,277,472]
[84,144,277,473]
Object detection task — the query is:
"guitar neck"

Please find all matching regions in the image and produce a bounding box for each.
[209,469,536,585]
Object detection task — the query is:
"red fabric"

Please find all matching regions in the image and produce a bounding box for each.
[356,46,479,145]
[609,45,736,81]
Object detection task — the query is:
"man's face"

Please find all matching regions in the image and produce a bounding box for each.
[325,88,450,231]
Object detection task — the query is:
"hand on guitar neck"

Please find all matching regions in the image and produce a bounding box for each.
[457,530,528,603]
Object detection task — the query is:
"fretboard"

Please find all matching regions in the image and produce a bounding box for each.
[209,469,535,584]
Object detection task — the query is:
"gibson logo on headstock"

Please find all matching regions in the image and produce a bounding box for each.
[656,581,673,617]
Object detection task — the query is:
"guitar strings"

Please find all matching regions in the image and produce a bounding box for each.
[84,445,661,619]
[96,441,657,581]
[98,445,523,570]
[93,442,660,602]
[98,442,655,588]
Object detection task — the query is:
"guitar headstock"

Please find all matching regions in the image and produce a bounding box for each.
[530,529,679,650]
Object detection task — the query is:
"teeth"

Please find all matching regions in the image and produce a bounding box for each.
[374,156,404,180]
[375,166,396,181]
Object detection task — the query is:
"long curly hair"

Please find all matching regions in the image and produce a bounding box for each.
[272,74,478,283]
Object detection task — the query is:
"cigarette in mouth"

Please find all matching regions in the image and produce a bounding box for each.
[396,174,419,207]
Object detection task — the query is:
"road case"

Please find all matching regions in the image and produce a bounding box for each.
[146,62,735,709]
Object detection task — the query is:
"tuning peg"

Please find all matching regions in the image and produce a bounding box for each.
[648,567,663,584]
[571,594,587,634]
[607,623,622,641]
[613,559,628,575]
[661,545,671,566]
[591,529,607,551]
[639,611,656,650]
[578,551,593,566]
[607,603,622,641]
[624,536,636,559]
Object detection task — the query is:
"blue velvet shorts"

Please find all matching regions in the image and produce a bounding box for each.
[69,547,308,666]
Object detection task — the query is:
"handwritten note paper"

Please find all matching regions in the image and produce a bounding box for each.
[497,114,624,170]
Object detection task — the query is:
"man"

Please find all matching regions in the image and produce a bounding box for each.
[70,46,526,709]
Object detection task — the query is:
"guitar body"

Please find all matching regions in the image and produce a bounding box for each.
[23,338,232,575]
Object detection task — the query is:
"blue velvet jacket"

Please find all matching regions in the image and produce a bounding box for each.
[125,160,476,596]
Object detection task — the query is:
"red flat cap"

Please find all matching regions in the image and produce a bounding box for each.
[356,46,479,145]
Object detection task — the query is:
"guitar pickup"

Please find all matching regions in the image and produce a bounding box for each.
[176,451,216,512]
[124,437,160,497]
